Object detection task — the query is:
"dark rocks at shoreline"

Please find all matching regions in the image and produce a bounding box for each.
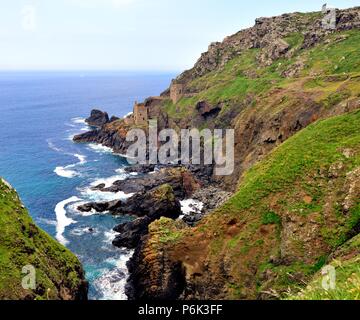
[78,183,182,249]
[112,184,182,249]
[112,217,152,248]
[123,164,156,175]
[77,200,121,213]
[86,109,110,127]
[103,167,201,199]
[73,112,131,155]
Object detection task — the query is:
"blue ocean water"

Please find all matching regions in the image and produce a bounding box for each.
[0,71,174,300]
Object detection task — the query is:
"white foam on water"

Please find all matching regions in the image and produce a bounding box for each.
[74,153,87,165]
[115,168,138,177]
[54,153,87,179]
[66,129,88,141]
[54,166,78,178]
[70,227,100,237]
[103,230,119,244]
[47,139,63,153]
[90,170,128,189]
[180,199,204,219]
[87,143,114,154]
[55,196,81,245]
[81,187,134,202]
[71,117,86,124]
[37,217,58,227]
[66,132,75,141]
[93,250,134,300]
[80,169,134,202]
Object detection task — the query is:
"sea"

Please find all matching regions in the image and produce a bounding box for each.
[0,71,175,300]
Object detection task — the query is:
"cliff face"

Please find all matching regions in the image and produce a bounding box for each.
[74,7,360,192]
[124,8,360,300]
[161,7,360,190]
[135,110,360,300]
[0,179,88,300]
[175,7,360,82]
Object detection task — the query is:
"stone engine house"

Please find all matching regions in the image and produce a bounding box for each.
[133,101,148,125]
[170,81,185,104]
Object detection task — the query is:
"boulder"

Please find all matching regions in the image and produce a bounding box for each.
[85,109,109,127]
[112,217,152,248]
[77,200,121,213]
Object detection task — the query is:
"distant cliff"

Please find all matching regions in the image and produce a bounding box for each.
[75,7,360,191]
[0,178,87,300]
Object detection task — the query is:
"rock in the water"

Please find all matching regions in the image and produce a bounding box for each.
[77,200,121,213]
[112,217,152,248]
[105,167,201,199]
[85,109,110,127]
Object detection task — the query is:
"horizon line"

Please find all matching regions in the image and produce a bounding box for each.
[0,69,181,73]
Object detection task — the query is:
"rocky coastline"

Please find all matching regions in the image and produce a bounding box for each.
[74,109,232,298]
[73,6,360,300]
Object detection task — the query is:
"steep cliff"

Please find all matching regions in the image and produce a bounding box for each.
[0,178,88,300]
[135,109,360,300]
[75,7,360,192]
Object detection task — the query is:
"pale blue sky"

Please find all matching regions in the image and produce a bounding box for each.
[0,0,359,71]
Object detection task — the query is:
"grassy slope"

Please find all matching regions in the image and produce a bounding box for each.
[159,110,360,299]
[288,233,360,300]
[162,30,360,122]
[0,179,86,300]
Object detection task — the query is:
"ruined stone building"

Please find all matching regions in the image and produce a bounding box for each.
[133,102,149,125]
[170,81,185,104]
[123,81,185,126]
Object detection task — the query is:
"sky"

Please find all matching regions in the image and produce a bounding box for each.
[0,0,359,71]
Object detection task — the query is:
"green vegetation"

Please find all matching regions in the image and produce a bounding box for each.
[262,212,282,225]
[162,30,360,122]
[223,110,360,212]
[0,179,86,300]
[284,33,304,49]
[288,255,360,300]
[175,110,360,298]
[150,218,184,244]
[303,30,360,75]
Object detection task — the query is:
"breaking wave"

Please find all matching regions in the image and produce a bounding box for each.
[54,153,87,179]
[55,196,81,245]
[92,251,134,300]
